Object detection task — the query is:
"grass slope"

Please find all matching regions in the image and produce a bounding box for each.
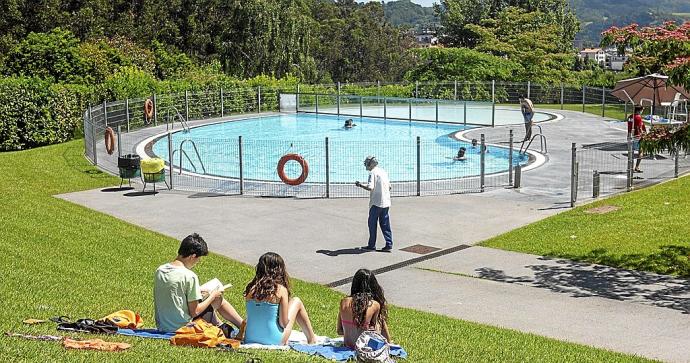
[482,175,690,277]
[0,140,655,362]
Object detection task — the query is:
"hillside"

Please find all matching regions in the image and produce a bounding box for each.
[383,0,439,30]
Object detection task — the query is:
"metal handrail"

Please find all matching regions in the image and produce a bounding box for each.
[177,140,206,175]
[172,149,198,174]
[520,125,547,154]
[166,107,190,132]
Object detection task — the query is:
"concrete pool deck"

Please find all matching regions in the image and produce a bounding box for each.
[67,109,690,362]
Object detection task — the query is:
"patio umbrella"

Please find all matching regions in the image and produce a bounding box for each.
[611,73,690,115]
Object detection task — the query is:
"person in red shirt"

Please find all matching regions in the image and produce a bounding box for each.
[627,105,647,172]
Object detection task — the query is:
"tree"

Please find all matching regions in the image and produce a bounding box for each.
[602,21,690,89]
[405,47,520,82]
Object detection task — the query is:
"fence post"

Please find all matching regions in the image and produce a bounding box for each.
[116,125,122,157]
[185,90,189,121]
[409,98,412,121]
[295,84,300,113]
[103,101,108,127]
[167,132,173,190]
[220,88,224,117]
[377,80,381,98]
[674,151,679,178]
[491,80,496,127]
[125,98,130,132]
[337,82,341,116]
[325,137,330,198]
[383,97,387,119]
[463,100,467,126]
[581,86,586,113]
[480,134,486,192]
[415,81,419,98]
[454,80,458,101]
[359,96,363,117]
[593,170,600,198]
[570,143,577,207]
[239,136,244,195]
[527,81,531,99]
[153,93,158,126]
[627,136,633,191]
[560,82,564,110]
[416,136,421,196]
[514,165,521,188]
[89,104,97,166]
[258,86,262,113]
[435,100,439,123]
[601,86,606,117]
[509,129,514,186]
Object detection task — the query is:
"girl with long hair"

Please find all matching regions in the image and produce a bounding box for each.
[337,269,391,347]
[243,252,316,345]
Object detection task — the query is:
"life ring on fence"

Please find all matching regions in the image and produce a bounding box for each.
[104,127,116,155]
[277,154,309,186]
[144,98,154,120]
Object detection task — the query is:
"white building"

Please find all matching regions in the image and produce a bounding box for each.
[579,48,607,66]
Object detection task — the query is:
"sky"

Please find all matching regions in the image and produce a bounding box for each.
[358,0,437,7]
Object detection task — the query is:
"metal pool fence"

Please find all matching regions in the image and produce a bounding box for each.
[83,81,688,202]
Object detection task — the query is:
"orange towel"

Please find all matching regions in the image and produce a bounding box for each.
[63,338,131,352]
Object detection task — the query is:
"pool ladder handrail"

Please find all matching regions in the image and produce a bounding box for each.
[520,124,547,155]
[172,139,206,175]
[166,107,190,133]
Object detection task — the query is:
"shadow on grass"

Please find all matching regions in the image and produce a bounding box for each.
[475,246,690,314]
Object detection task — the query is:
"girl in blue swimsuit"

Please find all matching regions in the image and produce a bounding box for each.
[243,252,317,345]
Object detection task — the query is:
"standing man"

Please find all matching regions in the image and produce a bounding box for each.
[520,95,535,142]
[629,105,647,173]
[355,156,393,252]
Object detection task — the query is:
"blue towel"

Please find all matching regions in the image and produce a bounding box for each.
[117,329,175,340]
[290,343,407,361]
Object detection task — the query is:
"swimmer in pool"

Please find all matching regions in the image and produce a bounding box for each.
[454,147,467,161]
[471,139,478,148]
[344,119,356,129]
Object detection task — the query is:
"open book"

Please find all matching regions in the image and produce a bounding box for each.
[200,278,232,300]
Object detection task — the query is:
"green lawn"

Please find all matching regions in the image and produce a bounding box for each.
[482,176,690,277]
[0,140,655,362]
[537,103,628,121]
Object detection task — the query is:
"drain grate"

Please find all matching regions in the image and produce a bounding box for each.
[400,244,441,255]
[325,244,471,288]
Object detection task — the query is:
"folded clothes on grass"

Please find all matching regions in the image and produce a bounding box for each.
[63,338,131,352]
[117,329,175,340]
[240,331,331,350]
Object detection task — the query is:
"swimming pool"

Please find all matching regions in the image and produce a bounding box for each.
[149,114,532,183]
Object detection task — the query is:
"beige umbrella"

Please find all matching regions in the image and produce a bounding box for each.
[611,73,690,115]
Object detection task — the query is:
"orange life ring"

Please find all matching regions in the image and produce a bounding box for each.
[104,127,116,155]
[144,98,154,120]
[277,154,309,186]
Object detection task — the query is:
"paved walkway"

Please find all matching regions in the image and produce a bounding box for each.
[64,109,690,362]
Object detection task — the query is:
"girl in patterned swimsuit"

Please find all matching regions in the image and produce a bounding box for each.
[337,269,391,348]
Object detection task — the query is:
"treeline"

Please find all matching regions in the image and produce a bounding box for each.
[0,0,413,83]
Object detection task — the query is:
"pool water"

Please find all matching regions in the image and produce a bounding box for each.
[151,114,529,183]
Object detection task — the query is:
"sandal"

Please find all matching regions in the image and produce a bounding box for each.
[50,316,71,324]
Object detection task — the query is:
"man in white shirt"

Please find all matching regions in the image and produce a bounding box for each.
[355,156,393,252]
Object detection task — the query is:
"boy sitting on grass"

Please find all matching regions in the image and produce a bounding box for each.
[154,233,244,336]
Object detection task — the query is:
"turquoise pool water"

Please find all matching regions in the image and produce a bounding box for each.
[151,114,528,183]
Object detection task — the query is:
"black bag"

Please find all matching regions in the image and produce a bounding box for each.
[57,318,118,334]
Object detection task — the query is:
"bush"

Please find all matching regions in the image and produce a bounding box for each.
[0,78,82,151]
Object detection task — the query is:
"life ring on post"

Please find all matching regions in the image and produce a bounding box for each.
[104,127,116,155]
[144,98,154,121]
[277,154,309,186]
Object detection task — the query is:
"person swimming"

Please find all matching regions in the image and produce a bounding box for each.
[454,147,467,161]
[344,119,356,129]
[471,139,478,148]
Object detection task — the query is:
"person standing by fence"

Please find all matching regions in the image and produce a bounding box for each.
[520,96,535,142]
[355,156,393,252]
[628,105,647,173]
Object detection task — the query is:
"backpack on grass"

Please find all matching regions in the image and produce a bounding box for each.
[354,330,395,363]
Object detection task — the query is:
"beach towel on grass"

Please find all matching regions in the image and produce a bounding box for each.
[291,338,407,362]
[240,331,331,350]
[117,329,175,340]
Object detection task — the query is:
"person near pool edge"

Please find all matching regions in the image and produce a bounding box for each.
[355,156,393,252]
[520,95,535,142]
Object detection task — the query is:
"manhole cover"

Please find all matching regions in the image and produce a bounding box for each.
[400,244,441,254]
[584,205,620,214]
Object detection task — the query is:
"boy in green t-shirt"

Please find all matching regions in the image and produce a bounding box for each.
[154,233,244,334]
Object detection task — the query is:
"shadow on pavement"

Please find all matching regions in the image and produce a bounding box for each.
[475,249,690,314]
[316,248,374,257]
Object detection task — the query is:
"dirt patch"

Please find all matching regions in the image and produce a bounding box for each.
[584,205,620,214]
